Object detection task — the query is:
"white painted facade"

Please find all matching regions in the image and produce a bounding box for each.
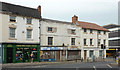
[0,13,40,43]
[40,19,109,59]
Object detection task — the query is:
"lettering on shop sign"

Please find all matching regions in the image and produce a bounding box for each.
[7,45,12,47]
[16,45,37,47]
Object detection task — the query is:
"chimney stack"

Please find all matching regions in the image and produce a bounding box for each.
[37,5,41,16]
[72,15,78,24]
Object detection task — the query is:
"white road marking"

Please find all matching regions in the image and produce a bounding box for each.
[23,65,47,68]
[93,65,97,70]
[107,64,112,68]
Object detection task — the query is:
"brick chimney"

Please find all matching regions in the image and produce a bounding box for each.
[72,15,78,24]
[37,5,41,16]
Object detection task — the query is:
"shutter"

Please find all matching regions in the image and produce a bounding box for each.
[67,29,71,34]
[53,27,57,32]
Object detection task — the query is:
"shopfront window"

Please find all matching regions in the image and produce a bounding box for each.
[40,51,55,60]
[89,50,94,58]
[16,48,23,61]
[31,48,37,60]
[99,50,103,57]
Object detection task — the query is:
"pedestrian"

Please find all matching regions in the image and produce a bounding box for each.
[30,52,34,63]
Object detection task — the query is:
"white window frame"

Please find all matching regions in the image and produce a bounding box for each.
[9,28,16,38]
[27,29,32,39]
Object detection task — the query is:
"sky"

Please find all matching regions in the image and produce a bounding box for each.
[0,0,119,26]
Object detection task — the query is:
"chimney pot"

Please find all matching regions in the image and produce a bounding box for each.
[72,15,78,24]
[37,5,41,16]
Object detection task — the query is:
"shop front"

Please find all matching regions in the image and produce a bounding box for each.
[3,43,40,63]
[40,47,64,62]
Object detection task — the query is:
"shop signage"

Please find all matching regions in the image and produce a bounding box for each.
[16,45,37,47]
[41,47,63,50]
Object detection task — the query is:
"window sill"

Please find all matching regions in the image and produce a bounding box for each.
[9,21,17,23]
[9,38,17,40]
[90,45,94,46]
[47,31,56,33]
[84,45,88,46]
[84,32,87,34]
[26,23,33,25]
[26,38,33,41]
[71,33,76,35]
[90,33,93,34]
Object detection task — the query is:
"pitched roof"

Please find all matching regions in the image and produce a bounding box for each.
[42,18,72,24]
[0,2,41,19]
[77,21,109,31]
[103,24,120,29]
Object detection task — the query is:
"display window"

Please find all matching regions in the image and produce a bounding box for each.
[40,51,55,59]
[16,48,23,62]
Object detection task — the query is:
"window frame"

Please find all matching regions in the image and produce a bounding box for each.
[98,30,101,34]
[90,39,93,45]
[9,28,16,38]
[104,31,106,34]
[48,37,53,45]
[26,18,32,24]
[10,15,16,22]
[71,29,75,34]
[71,38,75,45]
[98,39,101,46]
[90,29,93,33]
[84,39,87,46]
[27,29,32,39]
[48,27,53,32]
[84,29,87,32]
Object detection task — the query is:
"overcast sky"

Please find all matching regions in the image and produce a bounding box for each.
[0,0,119,26]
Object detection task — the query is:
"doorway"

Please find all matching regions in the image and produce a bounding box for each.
[23,48,30,62]
[84,50,87,59]
[7,48,13,63]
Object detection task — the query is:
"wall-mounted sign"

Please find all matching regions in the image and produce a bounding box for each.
[41,47,63,50]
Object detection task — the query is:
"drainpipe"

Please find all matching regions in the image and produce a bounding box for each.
[39,20,41,62]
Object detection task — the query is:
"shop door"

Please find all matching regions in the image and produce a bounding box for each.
[23,48,30,62]
[7,48,13,63]
[56,51,60,61]
[84,50,87,59]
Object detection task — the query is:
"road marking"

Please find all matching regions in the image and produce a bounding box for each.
[93,65,97,70]
[107,64,112,68]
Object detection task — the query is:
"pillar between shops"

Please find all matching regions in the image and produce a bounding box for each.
[66,50,68,59]
[81,50,84,59]
[87,50,89,59]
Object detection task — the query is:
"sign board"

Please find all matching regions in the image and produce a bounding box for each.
[41,47,63,50]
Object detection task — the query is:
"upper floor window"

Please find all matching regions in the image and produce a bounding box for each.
[10,15,16,22]
[48,37,53,45]
[98,39,101,45]
[84,29,87,32]
[9,28,16,38]
[47,27,57,33]
[84,39,87,46]
[27,18,32,24]
[27,29,32,39]
[98,30,101,34]
[90,39,93,45]
[90,29,93,33]
[71,38,75,45]
[104,31,106,34]
[71,29,76,34]
[104,40,106,45]
[48,27,53,31]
